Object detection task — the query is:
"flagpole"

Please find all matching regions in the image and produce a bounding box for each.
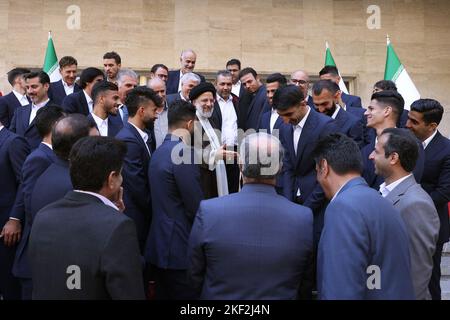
[386,34,390,45]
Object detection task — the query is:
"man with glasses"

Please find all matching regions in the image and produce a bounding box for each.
[290,70,315,109]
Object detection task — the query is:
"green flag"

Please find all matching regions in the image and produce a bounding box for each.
[384,36,420,110]
[43,31,60,82]
[324,42,348,94]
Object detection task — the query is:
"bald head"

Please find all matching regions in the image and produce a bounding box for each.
[147,77,167,105]
[180,49,197,74]
[52,114,90,160]
[290,70,310,97]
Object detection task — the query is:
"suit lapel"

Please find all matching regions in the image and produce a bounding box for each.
[211,101,222,129]
[22,105,33,134]
[127,123,151,160]
[295,111,316,166]
[424,131,443,159]
[385,175,416,205]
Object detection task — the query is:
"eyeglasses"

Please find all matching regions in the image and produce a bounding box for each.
[291,79,308,85]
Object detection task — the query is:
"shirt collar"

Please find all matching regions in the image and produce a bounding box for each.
[33,98,50,109]
[91,112,108,124]
[331,105,341,119]
[379,174,413,198]
[129,122,148,143]
[423,130,438,149]
[83,90,93,104]
[295,106,311,129]
[73,190,119,211]
[216,94,232,103]
[41,142,53,150]
[62,79,74,89]
[12,89,27,102]
[330,182,346,203]
[0,125,4,132]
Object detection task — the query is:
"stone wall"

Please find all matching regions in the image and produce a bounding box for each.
[1,0,450,134]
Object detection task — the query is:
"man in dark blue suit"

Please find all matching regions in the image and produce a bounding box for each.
[166,49,205,95]
[406,98,450,300]
[259,73,286,134]
[48,56,81,106]
[87,81,123,137]
[13,114,91,299]
[9,71,57,150]
[319,65,363,109]
[62,67,105,115]
[312,80,364,148]
[362,91,424,189]
[145,100,203,300]
[238,67,269,131]
[166,72,201,107]
[313,133,414,299]
[188,132,313,299]
[9,106,63,299]
[0,68,30,128]
[0,122,30,300]
[116,86,162,253]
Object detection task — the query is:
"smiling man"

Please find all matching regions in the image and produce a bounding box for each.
[166,49,205,95]
[103,51,122,84]
[48,56,81,106]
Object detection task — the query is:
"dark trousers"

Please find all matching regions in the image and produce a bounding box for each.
[152,266,199,300]
[19,278,32,300]
[429,242,444,300]
[0,243,21,300]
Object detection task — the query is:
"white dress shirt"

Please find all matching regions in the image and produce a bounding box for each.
[0,125,4,132]
[270,109,279,133]
[379,174,413,198]
[331,105,341,119]
[12,90,30,106]
[74,190,119,211]
[232,81,242,97]
[293,106,311,197]
[29,99,49,124]
[83,90,94,113]
[422,130,438,149]
[91,113,109,137]
[129,122,151,155]
[177,70,184,93]
[154,102,168,148]
[217,94,238,146]
[41,142,53,150]
[62,80,75,96]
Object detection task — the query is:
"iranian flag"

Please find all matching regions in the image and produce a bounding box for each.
[384,36,420,110]
[325,41,349,94]
[43,31,61,82]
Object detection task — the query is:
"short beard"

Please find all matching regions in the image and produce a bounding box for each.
[196,105,213,119]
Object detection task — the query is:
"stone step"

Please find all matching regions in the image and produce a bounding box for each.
[441,278,450,300]
[441,256,450,276]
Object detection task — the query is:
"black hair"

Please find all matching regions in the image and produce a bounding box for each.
[226,59,241,69]
[370,90,405,123]
[91,81,119,104]
[24,71,50,85]
[168,100,197,127]
[7,68,31,86]
[319,65,339,77]
[79,67,105,89]
[312,133,363,175]
[150,64,168,73]
[103,51,121,64]
[59,56,78,68]
[238,67,257,80]
[312,79,340,96]
[35,106,65,138]
[266,73,287,86]
[69,136,127,193]
[125,86,162,117]
[51,114,91,160]
[374,80,397,92]
[410,98,444,125]
[272,84,305,111]
[381,128,419,172]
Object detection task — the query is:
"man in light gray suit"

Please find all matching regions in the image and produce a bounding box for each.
[370,128,440,300]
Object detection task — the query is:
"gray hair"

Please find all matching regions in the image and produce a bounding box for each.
[239,132,284,179]
[181,49,196,58]
[117,69,138,87]
[180,72,201,85]
[147,77,166,89]
[216,70,232,80]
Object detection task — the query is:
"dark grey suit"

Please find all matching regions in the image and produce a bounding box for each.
[28,191,145,300]
[385,175,440,300]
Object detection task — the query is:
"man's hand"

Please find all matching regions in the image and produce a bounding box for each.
[114,187,125,213]
[0,219,22,247]
[215,144,238,162]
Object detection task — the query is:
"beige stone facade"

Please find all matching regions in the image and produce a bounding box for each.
[1,0,450,134]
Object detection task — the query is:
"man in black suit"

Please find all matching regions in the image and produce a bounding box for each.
[14,114,91,299]
[290,69,315,109]
[406,99,450,300]
[48,56,81,106]
[166,49,205,95]
[29,136,144,299]
[103,51,121,84]
[211,70,240,193]
[319,65,363,109]
[116,86,162,253]
[87,81,123,137]
[166,72,201,106]
[62,67,105,115]
[9,71,57,150]
[226,58,245,98]
[0,121,30,300]
[0,68,30,128]
[312,80,364,148]
[238,67,269,131]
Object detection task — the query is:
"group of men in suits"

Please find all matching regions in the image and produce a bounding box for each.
[0,47,449,300]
